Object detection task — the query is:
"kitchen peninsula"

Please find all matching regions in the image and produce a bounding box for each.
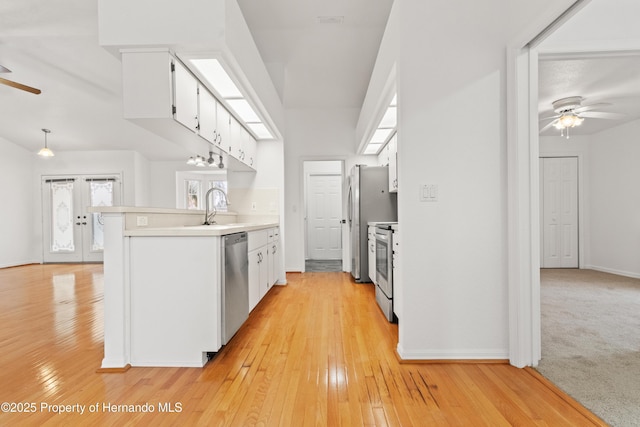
[93,206,280,369]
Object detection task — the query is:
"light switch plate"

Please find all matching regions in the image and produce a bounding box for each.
[420,184,438,202]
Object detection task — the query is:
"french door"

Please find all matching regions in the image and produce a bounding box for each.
[42,174,122,263]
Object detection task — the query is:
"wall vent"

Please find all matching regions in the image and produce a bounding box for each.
[316,16,344,24]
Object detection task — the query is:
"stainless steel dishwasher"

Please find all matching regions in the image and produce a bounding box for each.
[221,232,249,345]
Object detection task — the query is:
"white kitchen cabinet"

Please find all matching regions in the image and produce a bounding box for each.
[121,50,255,172]
[198,87,218,144]
[173,60,199,133]
[248,247,266,311]
[228,115,242,160]
[388,132,398,193]
[242,127,257,169]
[248,229,270,309]
[267,227,280,287]
[368,225,377,284]
[226,116,257,171]
[122,51,214,156]
[216,105,230,151]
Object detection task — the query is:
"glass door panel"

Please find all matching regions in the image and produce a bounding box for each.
[42,175,121,263]
[50,181,76,253]
[84,179,117,262]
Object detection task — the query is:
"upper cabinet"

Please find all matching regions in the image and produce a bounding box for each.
[121,50,258,171]
[215,106,230,152]
[173,60,199,133]
[242,128,257,169]
[228,116,242,160]
[197,87,218,144]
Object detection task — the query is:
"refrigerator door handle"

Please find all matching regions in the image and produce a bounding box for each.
[347,186,353,227]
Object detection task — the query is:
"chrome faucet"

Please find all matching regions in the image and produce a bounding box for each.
[203,187,230,225]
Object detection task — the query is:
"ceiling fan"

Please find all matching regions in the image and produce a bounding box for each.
[539,96,626,138]
[0,64,41,95]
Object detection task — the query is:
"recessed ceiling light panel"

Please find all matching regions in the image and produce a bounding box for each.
[189,59,242,98]
[227,99,261,123]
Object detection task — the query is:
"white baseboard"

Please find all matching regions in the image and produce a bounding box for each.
[585,264,640,279]
[0,259,41,269]
[396,344,509,361]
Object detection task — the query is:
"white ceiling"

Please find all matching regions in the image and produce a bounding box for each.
[1,0,639,158]
[537,0,640,137]
[236,0,394,109]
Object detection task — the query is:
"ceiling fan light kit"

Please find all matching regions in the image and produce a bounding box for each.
[540,95,624,139]
[552,96,584,138]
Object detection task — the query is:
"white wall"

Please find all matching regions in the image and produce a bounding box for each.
[0,138,38,267]
[148,161,190,208]
[588,119,640,277]
[0,146,144,268]
[133,151,150,206]
[284,107,376,272]
[383,0,571,360]
[541,121,640,279]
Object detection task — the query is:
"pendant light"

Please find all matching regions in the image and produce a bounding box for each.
[38,128,55,157]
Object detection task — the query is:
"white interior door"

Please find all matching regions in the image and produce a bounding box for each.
[43,175,121,263]
[540,157,578,268]
[306,174,342,260]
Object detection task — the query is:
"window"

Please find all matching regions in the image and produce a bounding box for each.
[176,171,227,210]
[208,180,228,211]
[186,180,201,210]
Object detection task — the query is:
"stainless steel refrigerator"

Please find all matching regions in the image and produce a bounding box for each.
[348,165,397,282]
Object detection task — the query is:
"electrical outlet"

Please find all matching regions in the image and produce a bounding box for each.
[136,216,148,226]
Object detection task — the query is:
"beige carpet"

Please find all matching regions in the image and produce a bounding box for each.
[537,269,640,427]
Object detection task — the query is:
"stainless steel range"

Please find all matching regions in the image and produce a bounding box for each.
[375,222,396,322]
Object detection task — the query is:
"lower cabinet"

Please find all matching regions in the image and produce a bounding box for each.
[267,227,280,291]
[248,227,280,312]
[248,247,268,311]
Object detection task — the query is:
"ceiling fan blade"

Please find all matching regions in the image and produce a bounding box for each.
[574,103,611,113]
[539,114,560,122]
[539,119,558,133]
[580,111,627,120]
[0,77,41,95]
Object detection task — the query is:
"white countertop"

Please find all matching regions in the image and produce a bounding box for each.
[125,222,279,237]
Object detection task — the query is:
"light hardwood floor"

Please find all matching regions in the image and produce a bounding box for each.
[0,264,606,426]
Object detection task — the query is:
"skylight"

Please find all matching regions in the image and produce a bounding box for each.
[363,93,397,155]
[187,58,274,140]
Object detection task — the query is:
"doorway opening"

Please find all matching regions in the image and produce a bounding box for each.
[303,160,344,272]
